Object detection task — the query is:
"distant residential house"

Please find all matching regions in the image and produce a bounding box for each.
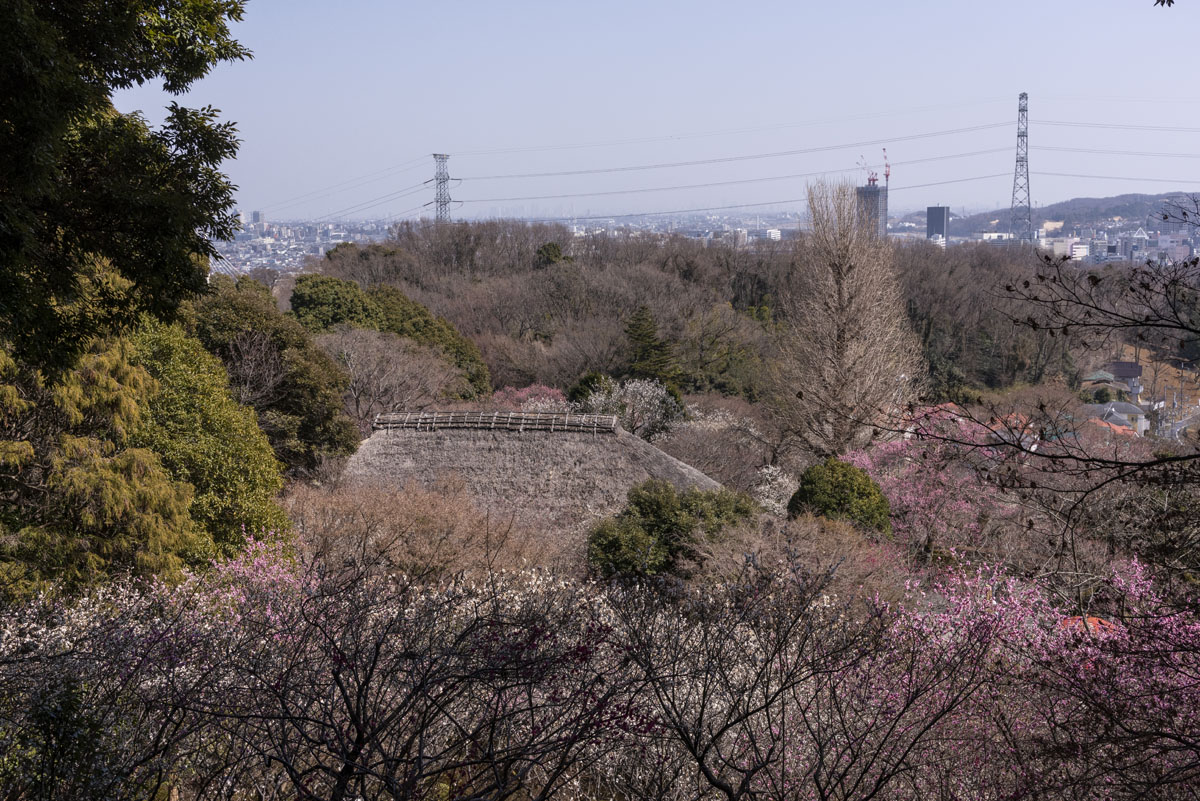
[1080,401,1150,436]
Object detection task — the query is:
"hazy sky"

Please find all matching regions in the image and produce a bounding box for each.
[113,0,1200,223]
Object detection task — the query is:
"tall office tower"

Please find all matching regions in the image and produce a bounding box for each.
[927,206,950,240]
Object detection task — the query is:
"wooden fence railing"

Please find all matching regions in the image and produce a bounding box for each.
[372,411,619,434]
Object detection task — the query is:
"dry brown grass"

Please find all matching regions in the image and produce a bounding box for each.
[284,479,583,578]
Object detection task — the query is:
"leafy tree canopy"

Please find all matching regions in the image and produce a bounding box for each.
[624,305,678,386]
[0,340,200,597]
[129,319,288,553]
[534,242,570,267]
[191,277,359,477]
[0,1,248,370]
[290,275,383,333]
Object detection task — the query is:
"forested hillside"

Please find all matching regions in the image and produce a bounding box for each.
[4,2,1200,800]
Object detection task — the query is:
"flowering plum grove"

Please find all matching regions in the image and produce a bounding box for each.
[2,543,1199,801]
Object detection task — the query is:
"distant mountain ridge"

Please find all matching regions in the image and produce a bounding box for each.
[901,192,1196,236]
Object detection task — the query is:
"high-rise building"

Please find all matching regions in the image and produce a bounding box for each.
[927,206,950,241]
[856,182,888,239]
[251,210,262,224]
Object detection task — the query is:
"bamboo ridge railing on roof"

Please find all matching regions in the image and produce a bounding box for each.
[372,411,619,434]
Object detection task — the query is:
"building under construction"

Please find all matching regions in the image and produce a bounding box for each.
[856,179,888,239]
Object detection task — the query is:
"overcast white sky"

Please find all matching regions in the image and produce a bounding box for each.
[114,0,1200,222]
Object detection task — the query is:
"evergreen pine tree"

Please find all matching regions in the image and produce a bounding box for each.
[624,305,677,384]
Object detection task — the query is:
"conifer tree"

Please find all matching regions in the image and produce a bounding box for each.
[0,340,201,596]
[624,305,677,384]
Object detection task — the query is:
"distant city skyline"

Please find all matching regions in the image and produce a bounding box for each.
[113,0,1200,222]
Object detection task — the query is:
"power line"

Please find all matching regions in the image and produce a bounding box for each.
[458,123,1011,180]
[382,203,431,223]
[1035,145,1200,159]
[258,155,429,212]
[459,150,1010,205]
[517,174,1009,223]
[1038,171,1200,185]
[1036,120,1200,133]
[453,98,1011,157]
[315,182,428,221]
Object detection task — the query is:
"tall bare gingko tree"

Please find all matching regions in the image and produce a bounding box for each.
[772,181,925,456]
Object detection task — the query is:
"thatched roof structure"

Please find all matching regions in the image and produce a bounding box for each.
[343,412,721,531]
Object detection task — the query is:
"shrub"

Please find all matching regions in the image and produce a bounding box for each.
[787,458,891,534]
[587,479,756,577]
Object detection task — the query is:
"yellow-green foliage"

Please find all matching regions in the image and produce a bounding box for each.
[0,339,201,596]
[130,320,288,554]
[0,321,289,598]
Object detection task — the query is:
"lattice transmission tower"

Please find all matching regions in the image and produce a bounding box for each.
[1009,92,1033,241]
[433,153,451,223]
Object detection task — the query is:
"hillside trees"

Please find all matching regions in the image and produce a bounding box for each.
[772,182,925,456]
[895,242,1076,395]
[0,0,247,370]
[319,229,772,395]
[317,328,463,435]
[191,276,359,477]
[623,305,677,384]
[291,274,491,397]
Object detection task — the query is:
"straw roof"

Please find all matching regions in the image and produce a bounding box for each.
[343,412,722,532]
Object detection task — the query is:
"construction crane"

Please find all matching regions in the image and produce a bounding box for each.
[882,148,890,187]
[858,154,878,186]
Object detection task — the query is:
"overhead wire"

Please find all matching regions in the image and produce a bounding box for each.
[1038,171,1200,185]
[1036,120,1200,134]
[289,117,1200,223]
[520,174,1010,223]
[315,182,428,221]
[458,122,1011,180]
[259,155,430,213]
[458,149,1010,204]
[453,97,1011,156]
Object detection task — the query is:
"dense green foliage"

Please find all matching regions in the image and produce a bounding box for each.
[0,1,248,370]
[788,458,892,534]
[535,242,568,267]
[567,371,609,404]
[0,340,200,595]
[130,320,288,552]
[192,277,359,477]
[289,271,490,397]
[587,479,756,577]
[290,275,383,333]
